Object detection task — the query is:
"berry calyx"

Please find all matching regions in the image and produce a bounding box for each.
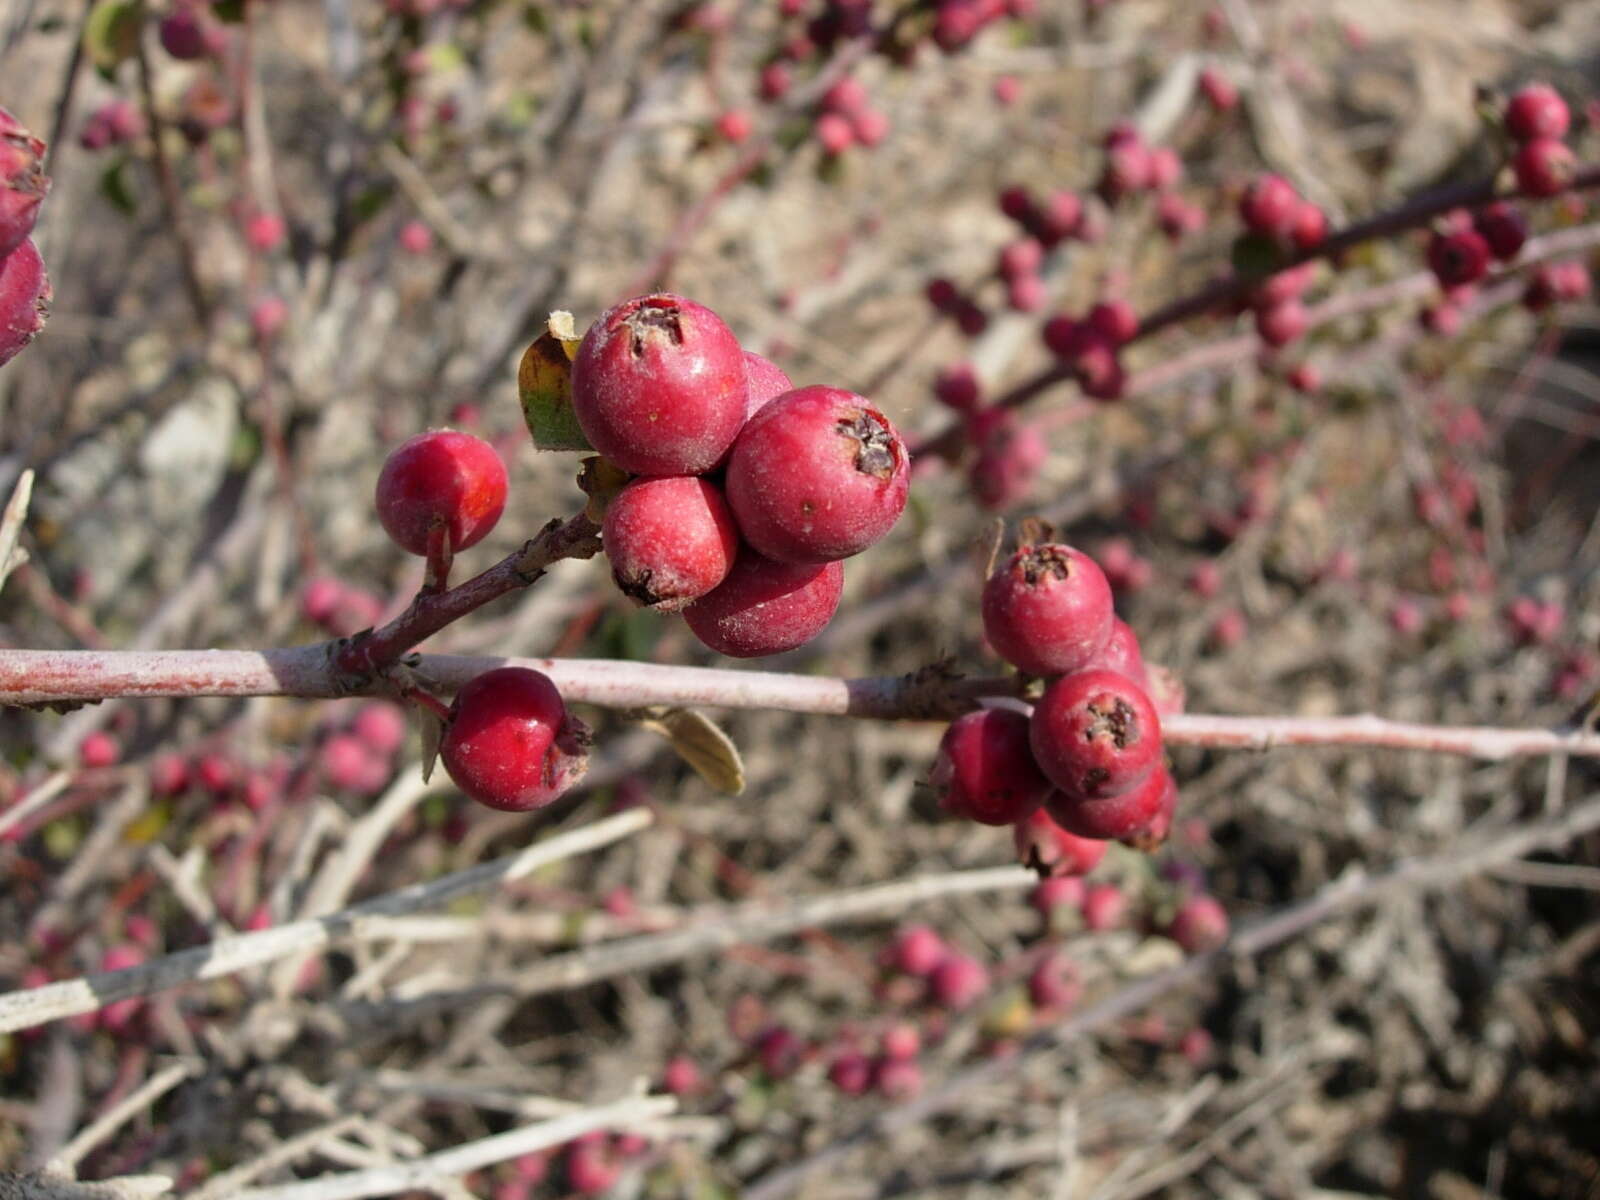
[724,385,909,563]
[603,476,739,611]
[981,542,1115,676]
[439,668,590,812]
[570,293,749,476]
[374,430,508,557]
[683,550,844,657]
[1030,668,1162,800]
[931,708,1052,826]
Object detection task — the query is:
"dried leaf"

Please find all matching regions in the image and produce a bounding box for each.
[637,708,746,795]
[518,311,591,452]
[417,705,445,785]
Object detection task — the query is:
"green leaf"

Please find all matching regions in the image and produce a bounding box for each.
[84,0,143,72]
[99,157,137,216]
[519,312,592,452]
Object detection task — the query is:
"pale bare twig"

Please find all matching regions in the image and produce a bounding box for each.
[46,1060,201,1174]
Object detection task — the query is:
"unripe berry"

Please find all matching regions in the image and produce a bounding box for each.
[743,350,794,420]
[1513,137,1575,198]
[1238,174,1298,238]
[79,731,120,768]
[1043,762,1172,841]
[724,386,908,563]
[0,108,48,259]
[1080,882,1125,930]
[683,551,844,657]
[1426,227,1491,289]
[981,543,1114,676]
[1012,807,1108,877]
[1473,201,1527,261]
[439,668,590,812]
[889,924,945,976]
[1167,893,1229,953]
[928,951,989,1010]
[932,708,1052,826]
[1030,669,1161,800]
[571,293,749,476]
[0,237,50,368]
[603,476,739,611]
[375,431,508,557]
[1504,83,1569,143]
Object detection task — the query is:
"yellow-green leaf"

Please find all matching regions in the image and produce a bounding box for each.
[638,708,745,795]
[518,310,591,452]
[85,0,143,72]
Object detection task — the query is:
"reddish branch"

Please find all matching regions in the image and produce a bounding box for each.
[3,648,1598,762]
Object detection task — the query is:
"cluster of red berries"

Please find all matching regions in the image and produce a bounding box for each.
[0,106,50,370]
[575,292,910,657]
[933,540,1180,858]
[1506,83,1577,198]
[929,364,1046,511]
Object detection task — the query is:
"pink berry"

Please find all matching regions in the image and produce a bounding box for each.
[571,293,749,476]
[1075,336,1126,400]
[1513,137,1575,198]
[981,543,1115,676]
[0,236,50,368]
[78,731,120,768]
[398,219,434,255]
[245,211,286,253]
[759,62,792,101]
[998,238,1044,279]
[724,385,909,563]
[1287,362,1321,394]
[881,1023,920,1060]
[716,108,753,143]
[874,1056,923,1100]
[1006,272,1045,312]
[828,1051,872,1095]
[1179,1027,1214,1066]
[320,734,387,794]
[1147,146,1183,191]
[682,551,844,657]
[1255,299,1308,347]
[1013,807,1109,877]
[743,349,794,419]
[98,945,146,1034]
[992,75,1021,106]
[1504,83,1569,143]
[1198,68,1237,112]
[196,753,236,796]
[149,753,190,796]
[890,924,945,976]
[0,108,48,259]
[1157,192,1205,241]
[301,577,345,625]
[352,703,407,756]
[928,951,989,1010]
[1080,883,1125,930]
[1238,173,1298,238]
[1033,189,1083,244]
[1291,201,1327,251]
[251,295,288,343]
[816,111,854,154]
[565,1138,622,1196]
[374,430,508,556]
[662,1055,701,1096]
[1187,560,1221,598]
[1209,607,1246,649]
[1043,763,1173,841]
[1030,669,1161,800]
[1427,227,1490,289]
[1031,874,1085,916]
[1167,894,1229,953]
[603,476,739,611]
[1098,139,1151,203]
[1027,951,1079,1011]
[850,108,890,147]
[439,668,589,812]
[822,75,869,115]
[932,708,1053,826]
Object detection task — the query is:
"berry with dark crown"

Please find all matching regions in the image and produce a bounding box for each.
[1030,668,1162,800]
[981,542,1114,676]
[439,668,590,812]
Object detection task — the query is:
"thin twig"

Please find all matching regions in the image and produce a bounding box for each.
[46,1060,201,1174]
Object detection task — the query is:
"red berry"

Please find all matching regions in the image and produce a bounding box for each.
[716,108,753,143]
[683,551,844,657]
[755,1025,805,1077]
[149,753,190,796]
[1290,201,1327,251]
[850,108,890,147]
[1086,298,1138,346]
[1147,146,1182,191]
[954,299,989,336]
[1032,189,1082,243]
[816,111,854,154]
[822,75,869,115]
[874,1056,923,1100]
[981,543,1115,676]
[244,211,286,253]
[571,293,749,476]
[196,753,236,796]
[992,75,1021,106]
[1504,83,1569,143]
[0,236,50,368]
[1473,201,1527,261]
[934,362,982,411]
[1255,299,1308,347]
[79,731,120,769]
[881,1023,920,1060]
[1012,807,1108,876]
[0,108,48,259]
[1287,362,1321,394]
[159,7,210,59]
[1028,951,1080,1011]
[375,431,507,557]
[743,349,794,419]
[890,924,945,976]
[251,295,288,343]
[439,668,589,812]
[966,409,1046,511]
[565,1138,622,1196]
[724,385,908,563]
[997,183,1034,223]
[98,945,147,1034]
[1043,762,1172,841]
[1089,617,1146,680]
[1075,336,1126,400]
[998,238,1044,279]
[603,476,739,611]
[1031,874,1085,916]
[1122,767,1178,849]
[932,708,1052,826]
[1198,68,1237,112]
[1006,272,1045,312]
[928,951,989,1010]
[1030,669,1161,799]
[829,1051,873,1095]
[1168,894,1229,953]
[398,219,433,255]
[1080,883,1125,930]
[759,61,792,101]
[1157,192,1205,241]
[662,1055,701,1096]
[1238,173,1298,238]
[1209,607,1246,649]
[1524,259,1591,310]
[352,703,407,756]
[1513,137,1575,198]
[925,277,961,311]
[1426,227,1491,288]
[320,734,388,795]
[1098,139,1151,202]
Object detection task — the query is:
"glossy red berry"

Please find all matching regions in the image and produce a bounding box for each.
[375,431,508,556]
[1513,137,1575,198]
[1030,669,1161,800]
[743,349,794,419]
[1012,807,1108,877]
[1168,894,1230,953]
[439,668,589,812]
[1426,227,1491,288]
[1504,83,1569,143]
[981,543,1114,676]
[1043,762,1172,841]
[724,385,909,563]
[683,550,844,657]
[603,476,739,611]
[571,293,748,476]
[931,708,1052,826]
[1238,173,1298,238]
[0,237,50,368]
[0,108,48,259]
